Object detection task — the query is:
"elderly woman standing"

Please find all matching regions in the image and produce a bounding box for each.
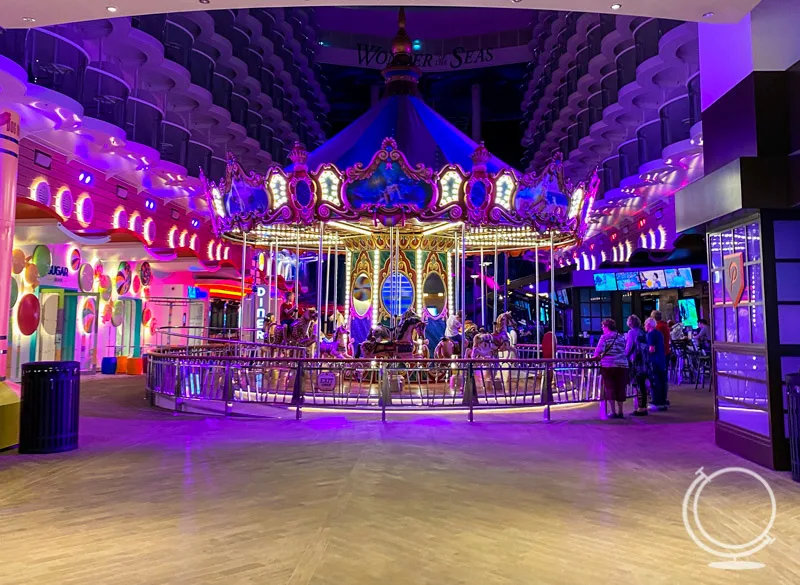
[625,315,649,416]
[593,318,630,419]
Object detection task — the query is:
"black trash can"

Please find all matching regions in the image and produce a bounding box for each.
[786,374,800,482]
[19,361,80,454]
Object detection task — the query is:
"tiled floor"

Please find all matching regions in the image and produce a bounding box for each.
[0,377,798,584]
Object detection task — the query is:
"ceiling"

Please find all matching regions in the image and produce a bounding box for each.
[1,0,761,29]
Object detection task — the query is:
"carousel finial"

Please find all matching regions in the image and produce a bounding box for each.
[470,142,491,167]
[390,7,413,56]
[289,142,308,166]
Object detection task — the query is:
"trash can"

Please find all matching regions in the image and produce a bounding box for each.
[101,357,117,375]
[19,361,80,454]
[786,374,800,482]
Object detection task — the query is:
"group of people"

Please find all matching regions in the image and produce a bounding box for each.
[593,310,678,419]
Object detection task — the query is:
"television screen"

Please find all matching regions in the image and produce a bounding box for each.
[616,271,642,291]
[664,267,694,288]
[677,298,699,329]
[594,273,617,291]
[640,270,666,290]
[556,289,569,305]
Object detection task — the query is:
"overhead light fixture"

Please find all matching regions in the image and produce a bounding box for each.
[199,0,210,3]
[610,3,622,10]
[106,6,118,12]
[511,0,523,3]
[703,12,714,18]
[34,150,52,170]
[21,17,35,23]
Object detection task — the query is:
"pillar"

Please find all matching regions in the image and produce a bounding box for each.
[0,108,20,449]
[471,84,481,143]
[676,0,800,469]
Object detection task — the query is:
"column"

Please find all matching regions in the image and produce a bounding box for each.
[471,84,481,143]
[0,108,20,450]
[0,109,20,380]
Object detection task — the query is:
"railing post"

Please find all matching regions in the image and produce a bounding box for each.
[173,362,182,414]
[224,363,232,416]
[379,364,388,422]
[292,361,303,419]
[543,361,552,421]
[462,362,475,421]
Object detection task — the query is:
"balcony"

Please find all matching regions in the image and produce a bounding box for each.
[634,19,682,67]
[126,97,163,150]
[210,156,226,181]
[576,108,590,141]
[688,74,701,127]
[260,124,273,153]
[261,67,274,96]
[0,29,27,67]
[25,29,89,102]
[161,121,190,167]
[637,119,662,164]
[231,92,248,127]
[618,138,640,178]
[81,66,129,129]
[163,21,194,69]
[244,47,263,80]
[601,72,618,108]
[189,49,215,92]
[212,72,233,110]
[576,47,590,80]
[602,155,621,192]
[187,140,212,178]
[616,47,637,89]
[660,96,691,149]
[588,92,603,126]
[246,110,263,142]
[132,14,167,42]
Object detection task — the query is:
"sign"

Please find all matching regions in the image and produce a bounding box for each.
[317,371,337,391]
[0,110,21,139]
[723,253,745,309]
[356,43,494,70]
[254,285,268,340]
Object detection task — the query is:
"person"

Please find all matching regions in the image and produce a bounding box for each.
[651,310,671,356]
[445,310,463,347]
[645,317,668,410]
[695,318,711,349]
[593,318,629,419]
[280,291,297,327]
[625,315,649,416]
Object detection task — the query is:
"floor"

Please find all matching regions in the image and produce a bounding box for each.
[0,377,798,585]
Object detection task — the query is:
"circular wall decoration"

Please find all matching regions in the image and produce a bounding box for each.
[116,261,132,295]
[17,294,41,336]
[10,278,18,308]
[32,245,51,277]
[142,306,152,325]
[56,187,74,219]
[111,301,125,327]
[98,274,112,301]
[139,262,152,286]
[150,319,158,336]
[24,264,39,288]
[114,208,129,229]
[257,252,266,272]
[32,181,52,206]
[102,302,113,324]
[70,248,82,271]
[78,263,94,292]
[143,218,155,245]
[81,298,97,334]
[132,274,141,294]
[94,262,104,277]
[77,194,94,225]
[12,249,26,274]
[129,213,143,235]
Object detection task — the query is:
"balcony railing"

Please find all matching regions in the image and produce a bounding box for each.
[126,97,163,150]
[81,66,129,129]
[637,119,663,164]
[25,29,89,102]
[660,95,692,149]
[161,121,190,167]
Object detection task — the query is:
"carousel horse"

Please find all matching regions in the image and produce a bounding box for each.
[360,312,426,360]
[492,311,518,359]
[275,307,318,354]
[320,325,351,359]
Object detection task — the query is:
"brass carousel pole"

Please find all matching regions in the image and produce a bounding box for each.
[535,241,540,354]
[240,231,247,341]
[480,243,485,328]
[493,237,498,323]
[294,226,300,308]
[333,238,339,329]
[550,231,555,352]
[324,241,332,334]
[460,223,467,358]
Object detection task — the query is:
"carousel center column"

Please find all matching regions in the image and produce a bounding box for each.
[0,108,21,449]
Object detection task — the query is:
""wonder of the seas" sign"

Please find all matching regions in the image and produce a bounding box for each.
[356,43,496,70]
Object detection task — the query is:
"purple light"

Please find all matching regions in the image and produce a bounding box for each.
[145,199,156,210]
[78,171,93,185]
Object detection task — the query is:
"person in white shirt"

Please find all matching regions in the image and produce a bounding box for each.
[445,310,463,346]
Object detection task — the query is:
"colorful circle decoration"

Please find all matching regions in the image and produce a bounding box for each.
[98,274,112,301]
[41,295,59,335]
[10,278,18,308]
[94,262,104,277]
[116,261,132,295]
[139,261,152,286]
[32,245,51,278]
[70,248,81,271]
[12,249,26,274]
[132,274,141,294]
[111,301,125,327]
[17,294,41,336]
[150,319,158,336]
[257,252,266,272]
[24,264,40,288]
[142,306,152,325]
[102,302,113,324]
[78,263,94,292]
[81,298,97,334]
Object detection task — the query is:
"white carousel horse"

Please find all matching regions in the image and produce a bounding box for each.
[275,307,318,355]
[433,337,456,360]
[319,325,352,359]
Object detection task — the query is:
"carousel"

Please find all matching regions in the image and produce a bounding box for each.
[201,9,598,366]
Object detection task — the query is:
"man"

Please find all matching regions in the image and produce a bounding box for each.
[645,317,668,410]
[651,310,671,357]
[280,291,297,327]
[445,310,463,347]
[695,318,711,349]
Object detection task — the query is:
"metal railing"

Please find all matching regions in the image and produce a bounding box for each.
[145,352,615,421]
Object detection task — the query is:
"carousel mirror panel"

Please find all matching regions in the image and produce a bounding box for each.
[381,272,414,317]
[352,273,371,317]
[422,273,445,317]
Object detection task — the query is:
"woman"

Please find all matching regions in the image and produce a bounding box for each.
[625,315,649,416]
[593,318,629,419]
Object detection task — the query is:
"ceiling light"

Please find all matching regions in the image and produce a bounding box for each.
[106,6,118,12]
[21,17,35,23]
[511,0,523,3]
[703,12,714,18]
[199,0,211,3]
[610,3,622,9]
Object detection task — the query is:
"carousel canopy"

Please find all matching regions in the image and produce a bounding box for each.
[203,9,599,252]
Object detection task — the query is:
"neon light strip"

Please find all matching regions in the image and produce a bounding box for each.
[416,249,424,314]
[372,249,380,326]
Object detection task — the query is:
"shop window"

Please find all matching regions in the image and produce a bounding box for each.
[578,288,611,336]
